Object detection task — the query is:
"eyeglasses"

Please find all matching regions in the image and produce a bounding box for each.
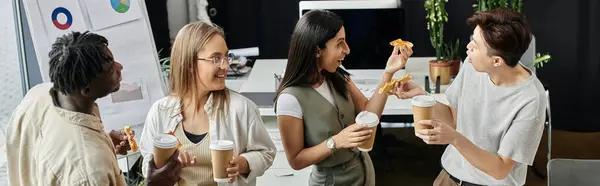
[197,55,232,66]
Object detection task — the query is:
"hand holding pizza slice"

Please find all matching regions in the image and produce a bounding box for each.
[124,126,138,152]
[389,38,414,49]
[379,73,413,94]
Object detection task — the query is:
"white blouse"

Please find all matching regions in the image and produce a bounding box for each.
[276,79,336,119]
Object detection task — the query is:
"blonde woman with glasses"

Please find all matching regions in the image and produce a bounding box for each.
[139,22,276,186]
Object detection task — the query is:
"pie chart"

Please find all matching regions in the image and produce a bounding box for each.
[51,7,72,30]
[110,0,130,13]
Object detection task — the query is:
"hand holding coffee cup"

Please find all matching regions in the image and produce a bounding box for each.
[226,157,241,183]
[415,119,460,145]
[355,111,380,152]
[331,124,372,149]
[152,134,180,168]
[146,150,182,186]
[411,95,437,134]
[210,140,235,183]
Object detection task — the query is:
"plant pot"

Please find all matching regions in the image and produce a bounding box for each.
[429,60,452,85]
[449,59,461,77]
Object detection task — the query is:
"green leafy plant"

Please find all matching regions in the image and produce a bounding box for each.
[122,156,146,186]
[159,56,171,74]
[125,176,146,186]
[473,0,522,13]
[534,53,551,68]
[157,48,171,74]
[157,48,171,90]
[425,0,449,61]
[442,39,461,61]
[510,0,523,13]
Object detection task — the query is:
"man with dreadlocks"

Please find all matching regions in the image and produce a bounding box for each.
[4,31,172,186]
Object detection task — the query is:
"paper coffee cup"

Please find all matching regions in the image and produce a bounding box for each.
[210,140,234,183]
[152,134,179,169]
[411,95,437,132]
[355,111,380,152]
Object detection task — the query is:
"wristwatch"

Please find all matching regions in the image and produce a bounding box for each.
[326,137,337,152]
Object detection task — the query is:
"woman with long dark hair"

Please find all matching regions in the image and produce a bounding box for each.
[275,10,413,186]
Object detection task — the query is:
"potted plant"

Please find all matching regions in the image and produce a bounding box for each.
[443,39,462,76]
[473,0,522,13]
[425,0,452,85]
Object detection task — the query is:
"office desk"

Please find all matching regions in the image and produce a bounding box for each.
[239,57,452,116]
[256,127,312,186]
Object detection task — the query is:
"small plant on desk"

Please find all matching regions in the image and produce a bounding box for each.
[442,39,462,77]
[425,0,453,85]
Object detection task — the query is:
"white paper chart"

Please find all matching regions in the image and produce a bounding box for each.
[83,0,142,31]
[22,0,166,131]
[37,0,88,44]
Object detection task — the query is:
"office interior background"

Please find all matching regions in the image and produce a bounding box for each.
[1,0,599,185]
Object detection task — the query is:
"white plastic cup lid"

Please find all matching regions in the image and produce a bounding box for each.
[210,140,234,150]
[411,95,437,107]
[355,111,379,127]
[152,134,179,149]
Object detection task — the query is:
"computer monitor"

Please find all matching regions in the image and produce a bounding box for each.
[299,0,405,69]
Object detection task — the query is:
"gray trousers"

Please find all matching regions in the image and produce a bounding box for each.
[309,156,365,186]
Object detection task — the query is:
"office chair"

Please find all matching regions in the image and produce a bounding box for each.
[530,90,551,178]
[545,90,552,164]
[547,158,600,186]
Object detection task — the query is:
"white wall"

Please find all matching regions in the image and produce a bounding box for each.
[1,0,24,183]
[0,1,24,135]
[166,0,210,42]
[167,0,189,42]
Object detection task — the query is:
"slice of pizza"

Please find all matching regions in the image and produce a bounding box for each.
[124,126,138,152]
[389,38,414,49]
[378,73,413,94]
